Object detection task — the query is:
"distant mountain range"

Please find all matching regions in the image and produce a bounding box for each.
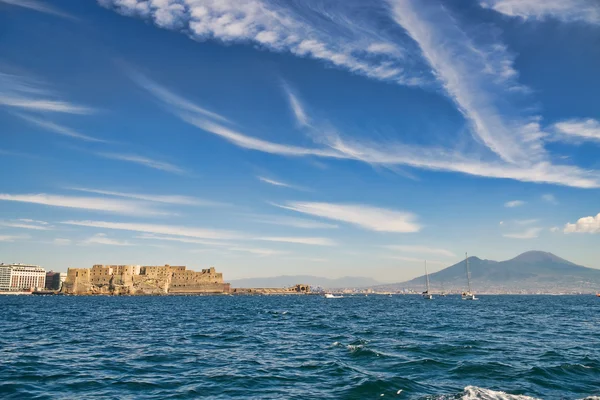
[375,251,600,294]
[229,275,381,289]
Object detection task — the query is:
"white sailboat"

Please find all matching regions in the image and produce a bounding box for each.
[422,260,433,300]
[461,252,478,300]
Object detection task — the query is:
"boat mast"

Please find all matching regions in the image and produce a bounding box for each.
[425,260,430,293]
[465,252,472,293]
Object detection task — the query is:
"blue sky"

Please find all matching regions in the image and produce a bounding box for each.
[0,0,599,282]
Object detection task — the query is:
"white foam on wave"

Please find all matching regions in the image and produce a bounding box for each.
[461,386,540,400]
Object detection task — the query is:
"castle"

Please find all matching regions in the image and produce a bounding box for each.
[62,265,230,295]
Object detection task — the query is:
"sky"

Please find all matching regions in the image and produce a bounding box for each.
[0,0,599,282]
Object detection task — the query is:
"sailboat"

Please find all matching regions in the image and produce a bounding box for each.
[422,260,433,300]
[461,252,478,300]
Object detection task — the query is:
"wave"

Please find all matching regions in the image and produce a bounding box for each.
[459,386,540,400]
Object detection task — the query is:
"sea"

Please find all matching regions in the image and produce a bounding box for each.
[1,295,599,399]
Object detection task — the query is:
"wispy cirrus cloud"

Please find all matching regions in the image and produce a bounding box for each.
[0,219,52,230]
[276,201,420,233]
[0,70,93,114]
[257,176,293,188]
[15,113,105,142]
[0,234,30,242]
[0,0,77,20]
[70,188,224,207]
[81,233,132,246]
[101,0,420,85]
[282,82,310,127]
[257,236,337,246]
[382,245,455,258]
[542,194,558,205]
[257,176,308,191]
[389,0,543,164]
[505,200,525,208]
[132,73,600,189]
[0,193,169,216]
[128,70,231,123]
[135,233,228,246]
[564,213,600,234]
[96,153,187,175]
[552,119,600,143]
[503,227,543,239]
[248,215,338,229]
[480,0,600,25]
[62,220,242,240]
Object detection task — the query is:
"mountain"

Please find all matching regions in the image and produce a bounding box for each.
[230,275,381,289]
[374,251,600,294]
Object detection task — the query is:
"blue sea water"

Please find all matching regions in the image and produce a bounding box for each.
[1,295,599,399]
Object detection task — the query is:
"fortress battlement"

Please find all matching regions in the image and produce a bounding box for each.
[62,265,230,295]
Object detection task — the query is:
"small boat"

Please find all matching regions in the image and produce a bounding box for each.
[461,252,478,300]
[324,293,343,299]
[440,281,447,297]
[422,260,433,300]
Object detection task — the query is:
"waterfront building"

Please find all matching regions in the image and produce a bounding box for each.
[45,271,67,290]
[0,264,46,292]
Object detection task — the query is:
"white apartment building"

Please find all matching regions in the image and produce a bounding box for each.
[0,264,46,292]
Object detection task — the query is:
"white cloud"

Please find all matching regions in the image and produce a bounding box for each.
[82,233,132,246]
[102,0,418,85]
[282,83,309,127]
[0,234,29,242]
[480,0,600,25]
[564,213,600,234]
[249,215,338,229]
[389,0,543,165]
[505,200,525,208]
[553,119,600,142]
[0,70,93,114]
[0,193,168,216]
[128,70,230,123]
[96,153,187,175]
[16,113,104,142]
[258,236,337,246]
[542,194,558,204]
[382,245,455,257]
[135,234,228,246]
[549,226,560,233]
[62,220,241,240]
[131,74,600,189]
[257,176,292,188]
[276,201,420,233]
[53,238,72,245]
[0,0,76,20]
[180,115,343,158]
[0,219,52,230]
[257,176,307,191]
[69,188,222,206]
[503,227,542,239]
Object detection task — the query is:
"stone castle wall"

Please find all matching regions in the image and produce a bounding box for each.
[62,265,229,295]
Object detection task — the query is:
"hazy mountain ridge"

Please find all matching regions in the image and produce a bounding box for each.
[376,251,600,293]
[230,275,381,289]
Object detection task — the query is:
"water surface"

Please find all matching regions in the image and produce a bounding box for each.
[1,295,599,399]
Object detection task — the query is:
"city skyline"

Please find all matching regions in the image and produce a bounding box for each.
[1,0,599,282]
